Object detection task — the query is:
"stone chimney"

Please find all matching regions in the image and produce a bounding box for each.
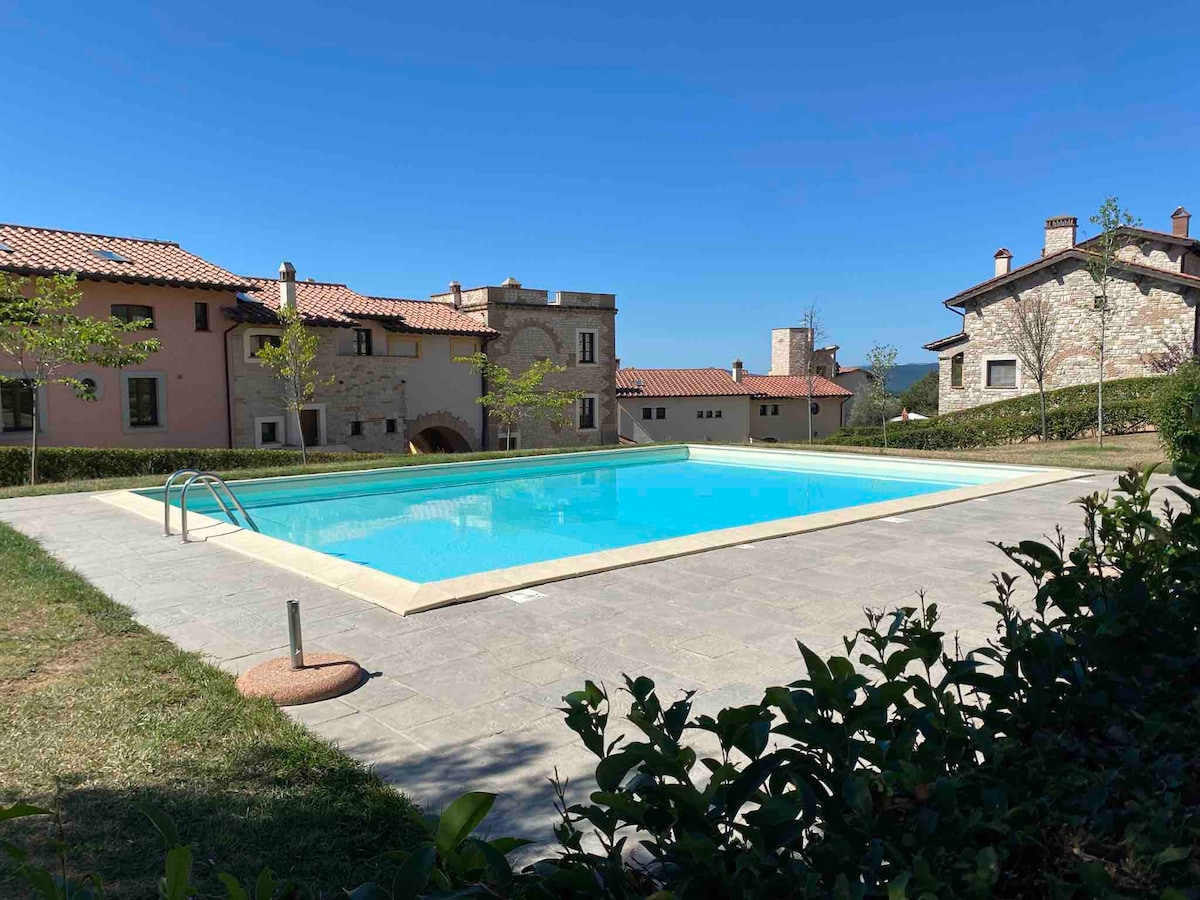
[278,261,296,311]
[994,248,1013,277]
[731,359,744,383]
[769,327,812,376]
[501,277,522,288]
[1172,206,1191,238]
[1043,216,1077,255]
[449,280,462,309]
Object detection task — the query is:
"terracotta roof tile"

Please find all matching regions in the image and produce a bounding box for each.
[0,223,249,290]
[227,279,497,336]
[740,374,853,398]
[616,368,851,399]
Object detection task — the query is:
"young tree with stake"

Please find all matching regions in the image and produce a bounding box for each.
[998,292,1059,441]
[455,352,584,450]
[865,342,898,449]
[1085,197,1140,446]
[254,304,332,463]
[0,273,160,484]
[794,303,826,444]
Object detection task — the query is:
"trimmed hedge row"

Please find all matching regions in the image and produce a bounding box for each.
[935,375,1167,424]
[0,447,389,487]
[826,394,1158,451]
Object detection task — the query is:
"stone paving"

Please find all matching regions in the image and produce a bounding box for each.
[0,472,1132,844]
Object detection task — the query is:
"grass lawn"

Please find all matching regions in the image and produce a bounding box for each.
[0,523,420,896]
[794,431,1170,471]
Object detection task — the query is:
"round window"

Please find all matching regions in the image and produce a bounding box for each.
[810,402,820,415]
[74,374,103,400]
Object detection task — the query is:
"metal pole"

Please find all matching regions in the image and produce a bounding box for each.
[287,599,304,669]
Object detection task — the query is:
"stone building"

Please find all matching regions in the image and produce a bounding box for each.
[925,207,1200,414]
[768,327,873,425]
[430,277,619,448]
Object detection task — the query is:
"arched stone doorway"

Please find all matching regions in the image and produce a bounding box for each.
[410,425,472,454]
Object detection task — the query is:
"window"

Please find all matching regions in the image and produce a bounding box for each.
[194,302,210,332]
[986,358,1017,389]
[254,416,284,447]
[656,407,666,420]
[715,410,722,418]
[815,365,828,377]
[951,353,964,389]
[578,395,597,430]
[705,410,713,419]
[498,432,521,451]
[642,407,653,420]
[810,402,820,415]
[92,248,130,263]
[350,420,363,436]
[354,329,373,356]
[245,331,283,362]
[385,418,397,434]
[760,404,779,417]
[771,404,780,416]
[759,404,768,416]
[126,377,160,428]
[0,381,34,432]
[696,410,704,419]
[577,330,597,365]
[388,336,420,358]
[111,304,154,328]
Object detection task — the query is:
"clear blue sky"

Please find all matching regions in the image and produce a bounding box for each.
[4,1,1197,370]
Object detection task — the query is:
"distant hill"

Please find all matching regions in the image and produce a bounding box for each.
[845,362,937,393]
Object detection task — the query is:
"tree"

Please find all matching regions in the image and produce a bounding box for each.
[0,273,159,484]
[864,343,898,448]
[793,303,826,444]
[455,353,584,450]
[897,370,938,417]
[254,304,332,463]
[848,389,900,428]
[1085,197,1140,446]
[997,292,1059,440]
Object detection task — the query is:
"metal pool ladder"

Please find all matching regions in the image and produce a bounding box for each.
[163,468,260,542]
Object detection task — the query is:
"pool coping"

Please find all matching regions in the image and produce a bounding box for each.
[95,446,1092,616]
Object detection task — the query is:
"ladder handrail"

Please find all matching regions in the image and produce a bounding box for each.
[163,468,202,535]
[170,469,238,534]
[178,471,260,542]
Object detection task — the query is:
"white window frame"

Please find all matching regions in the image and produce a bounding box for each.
[577,393,599,431]
[575,328,599,366]
[293,402,327,447]
[120,371,167,433]
[243,328,284,364]
[254,415,285,448]
[982,355,1020,390]
[0,373,47,436]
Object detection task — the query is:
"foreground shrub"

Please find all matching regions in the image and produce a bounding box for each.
[1155,361,1200,461]
[0,446,388,487]
[6,448,1200,896]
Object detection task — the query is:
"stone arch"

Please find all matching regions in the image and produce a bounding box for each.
[405,410,480,453]
[488,319,565,360]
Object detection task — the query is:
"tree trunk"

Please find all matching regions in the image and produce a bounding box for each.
[295,407,307,464]
[881,400,888,450]
[29,390,38,486]
[806,388,813,444]
[1097,313,1106,447]
[1038,381,1048,442]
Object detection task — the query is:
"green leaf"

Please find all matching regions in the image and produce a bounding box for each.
[487,837,534,855]
[137,801,181,850]
[435,792,496,853]
[217,873,249,900]
[391,843,437,900]
[888,871,911,900]
[0,802,51,822]
[1153,846,1190,867]
[254,867,277,900]
[842,775,873,820]
[595,751,640,792]
[163,845,193,900]
[463,837,513,884]
[344,885,391,900]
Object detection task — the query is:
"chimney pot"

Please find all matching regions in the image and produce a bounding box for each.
[1043,216,1078,255]
[449,280,462,309]
[1172,206,1191,238]
[731,358,744,383]
[993,247,1013,277]
[501,277,521,288]
[278,261,297,311]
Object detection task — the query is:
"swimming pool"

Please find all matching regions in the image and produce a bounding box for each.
[140,446,1052,590]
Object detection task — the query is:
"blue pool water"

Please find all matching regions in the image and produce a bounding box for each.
[151,448,1024,583]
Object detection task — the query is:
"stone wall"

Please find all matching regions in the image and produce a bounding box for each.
[228,323,410,452]
[432,284,618,448]
[935,257,1196,414]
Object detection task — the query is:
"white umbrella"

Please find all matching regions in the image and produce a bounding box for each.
[889,412,929,422]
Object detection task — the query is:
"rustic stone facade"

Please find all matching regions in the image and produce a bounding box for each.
[227,323,411,452]
[769,328,836,378]
[431,282,619,448]
[930,215,1200,415]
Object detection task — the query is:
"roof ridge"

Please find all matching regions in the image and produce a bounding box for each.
[243,276,352,289]
[0,222,181,247]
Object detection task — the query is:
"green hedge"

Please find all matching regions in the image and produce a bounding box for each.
[0,447,389,487]
[1154,362,1200,461]
[826,376,1165,451]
